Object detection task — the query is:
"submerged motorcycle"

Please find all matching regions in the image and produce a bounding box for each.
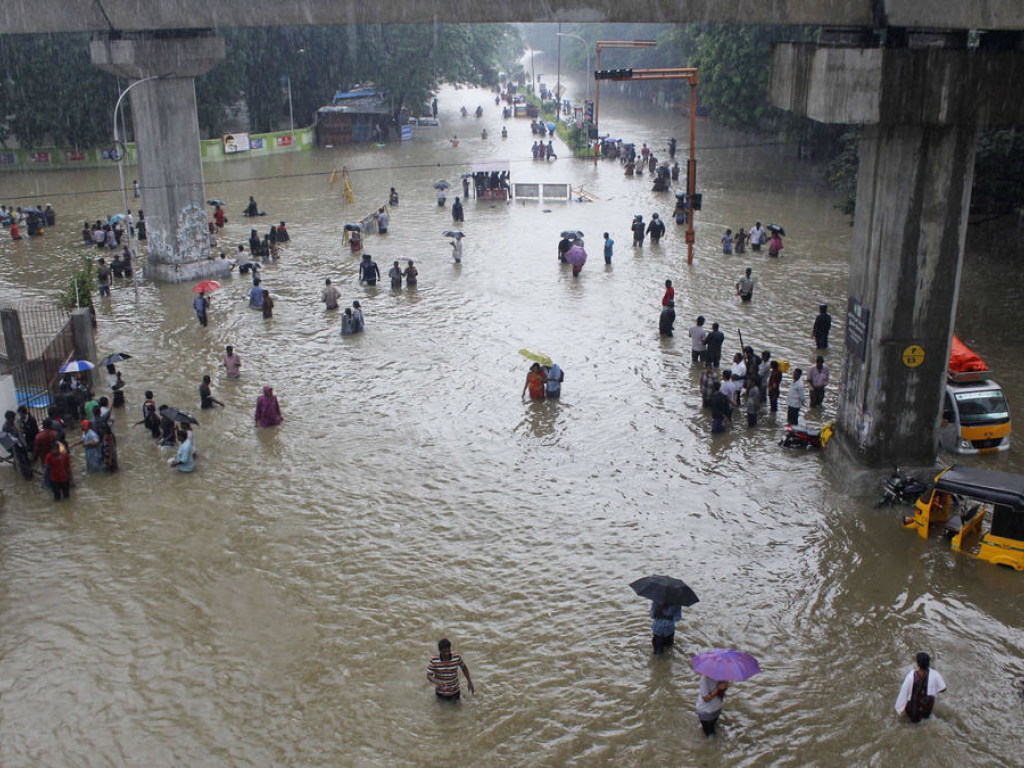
[780,421,834,450]
[876,468,930,508]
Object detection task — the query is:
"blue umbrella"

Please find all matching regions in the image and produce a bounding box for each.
[59,360,95,373]
[108,214,127,225]
[546,121,556,133]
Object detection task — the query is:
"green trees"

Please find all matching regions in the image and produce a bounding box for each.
[0,34,119,147]
[0,24,522,146]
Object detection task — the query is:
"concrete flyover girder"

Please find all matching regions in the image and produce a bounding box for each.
[6,1,1024,34]
[769,43,1024,128]
[13,0,1024,35]
[89,33,226,79]
[3,1,869,33]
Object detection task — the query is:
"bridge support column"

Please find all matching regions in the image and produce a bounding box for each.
[770,37,1024,467]
[91,32,225,283]
[839,120,975,465]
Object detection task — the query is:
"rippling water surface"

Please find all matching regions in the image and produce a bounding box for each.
[1,71,1022,767]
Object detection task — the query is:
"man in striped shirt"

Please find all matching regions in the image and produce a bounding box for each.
[427,638,475,701]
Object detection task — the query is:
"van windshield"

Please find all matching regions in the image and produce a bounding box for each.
[954,390,1010,426]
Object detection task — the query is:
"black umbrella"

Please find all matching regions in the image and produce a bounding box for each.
[163,407,199,425]
[344,223,362,232]
[22,206,44,216]
[767,223,786,236]
[560,229,584,240]
[99,352,132,367]
[630,575,699,607]
[206,199,226,206]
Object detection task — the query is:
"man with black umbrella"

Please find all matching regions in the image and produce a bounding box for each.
[630,575,699,655]
[651,602,682,654]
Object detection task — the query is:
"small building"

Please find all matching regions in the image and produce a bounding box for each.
[466,160,512,201]
[316,87,391,146]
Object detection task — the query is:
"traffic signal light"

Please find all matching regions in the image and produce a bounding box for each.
[593,69,634,81]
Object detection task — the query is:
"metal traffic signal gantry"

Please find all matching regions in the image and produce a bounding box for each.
[592,65,702,265]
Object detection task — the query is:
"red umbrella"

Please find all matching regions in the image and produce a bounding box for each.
[192,280,221,293]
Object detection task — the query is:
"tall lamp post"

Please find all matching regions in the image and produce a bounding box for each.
[556,23,562,108]
[555,32,591,104]
[593,40,657,133]
[113,73,171,306]
[287,49,305,147]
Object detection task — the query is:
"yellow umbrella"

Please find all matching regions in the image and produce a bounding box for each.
[518,349,552,367]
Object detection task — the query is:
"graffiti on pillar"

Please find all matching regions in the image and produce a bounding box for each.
[177,199,211,265]
[146,222,173,265]
[143,199,209,266]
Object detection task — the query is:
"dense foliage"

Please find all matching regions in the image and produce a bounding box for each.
[0,24,522,146]
[0,34,120,147]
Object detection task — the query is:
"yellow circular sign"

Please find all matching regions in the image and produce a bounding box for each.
[902,344,925,368]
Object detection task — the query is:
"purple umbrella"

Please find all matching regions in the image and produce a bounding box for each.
[691,649,761,681]
[564,244,587,268]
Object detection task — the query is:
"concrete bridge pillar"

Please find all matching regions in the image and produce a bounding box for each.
[91,32,225,283]
[770,34,1024,467]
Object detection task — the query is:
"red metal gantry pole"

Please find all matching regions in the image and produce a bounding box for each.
[595,66,699,264]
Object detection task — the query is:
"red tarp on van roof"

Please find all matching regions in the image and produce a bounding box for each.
[949,335,989,374]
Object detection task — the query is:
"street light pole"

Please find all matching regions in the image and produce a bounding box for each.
[288,75,294,142]
[288,49,305,148]
[555,32,591,104]
[556,23,562,108]
[113,74,168,306]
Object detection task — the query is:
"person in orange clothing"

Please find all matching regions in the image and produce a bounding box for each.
[521,363,548,401]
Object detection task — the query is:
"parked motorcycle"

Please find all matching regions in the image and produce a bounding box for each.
[876,467,930,508]
[780,420,834,450]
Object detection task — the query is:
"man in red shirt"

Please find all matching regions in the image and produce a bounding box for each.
[43,442,71,500]
[33,419,58,462]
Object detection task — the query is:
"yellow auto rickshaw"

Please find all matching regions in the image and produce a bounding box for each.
[902,465,1024,571]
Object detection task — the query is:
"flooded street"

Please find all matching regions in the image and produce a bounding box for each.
[1,67,1023,766]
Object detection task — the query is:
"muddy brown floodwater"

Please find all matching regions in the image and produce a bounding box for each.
[0,68,1022,767]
